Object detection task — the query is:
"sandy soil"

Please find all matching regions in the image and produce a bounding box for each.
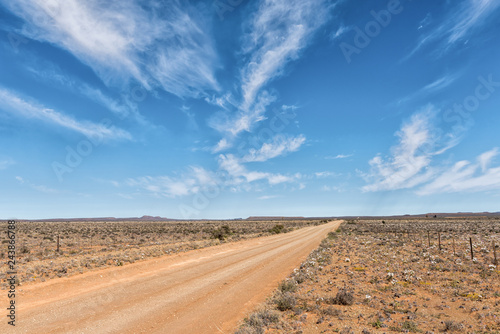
[0,220,340,334]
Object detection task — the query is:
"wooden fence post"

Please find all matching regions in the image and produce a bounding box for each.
[56,235,60,253]
[493,240,498,266]
[427,231,431,247]
[452,236,456,257]
[438,232,441,251]
[469,237,474,260]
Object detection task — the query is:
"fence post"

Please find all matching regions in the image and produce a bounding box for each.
[57,235,60,253]
[452,236,456,257]
[493,240,498,266]
[469,237,474,260]
[438,232,441,251]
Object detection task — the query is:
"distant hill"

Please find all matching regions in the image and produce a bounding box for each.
[4,212,500,222]
[19,215,175,222]
[246,216,305,220]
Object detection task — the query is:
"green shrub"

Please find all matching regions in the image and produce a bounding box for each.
[268,224,285,234]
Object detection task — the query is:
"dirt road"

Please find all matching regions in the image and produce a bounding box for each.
[2,220,340,334]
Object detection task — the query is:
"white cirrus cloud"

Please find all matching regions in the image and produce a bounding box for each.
[258,195,280,200]
[15,176,58,193]
[408,0,500,57]
[209,0,332,138]
[218,154,299,186]
[240,0,331,111]
[209,90,276,137]
[242,134,306,162]
[2,0,219,98]
[315,171,340,178]
[125,166,217,198]
[362,106,460,192]
[0,87,131,141]
[326,153,353,160]
[393,73,461,106]
[417,148,500,195]
[26,65,149,125]
[212,138,232,153]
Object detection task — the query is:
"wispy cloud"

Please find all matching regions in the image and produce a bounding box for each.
[125,166,217,198]
[258,195,280,200]
[315,171,341,178]
[326,153,353,160]
[447,0,500,44]
[242,134,306,162]
[218,154,300,186]
[16,176,58,193]
[393,73,461,105]
[208,0,331,138]
[417,148,500,195]
[362,106,459,192]
[0,158,15,170]
[124,155,301,198]
[321,185,342,192]
[417,13,432,30]
[26,65,149,124]
[240,0,331,111]
[330,24,350,42]
[209,90,276,137]
[3,0,219,98]
[0,87,131,140]
[408,0,500,57]
[212,138,232,153]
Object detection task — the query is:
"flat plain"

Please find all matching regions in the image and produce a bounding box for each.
[0,219,325,288]
[236,217,500,334]
[0,219,337,333]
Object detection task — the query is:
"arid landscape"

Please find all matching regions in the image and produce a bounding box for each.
[1,216,499,333]
[237,217,500,333]
[0,218,326,288]
[0,218,336,333]
[2,0,500,333]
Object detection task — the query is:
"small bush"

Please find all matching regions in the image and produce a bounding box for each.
[278,279,297,293]
[320,306,341,316]
[327,231,337,239]
[443,320,464,332]
[246,309,280,327]
[327,289,354,306]
[268,224,285,234]
[211,225,232,241]
[274,292,296,311]
[401,321,418,332]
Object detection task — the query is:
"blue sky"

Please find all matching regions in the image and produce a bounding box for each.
[1,0,500,219]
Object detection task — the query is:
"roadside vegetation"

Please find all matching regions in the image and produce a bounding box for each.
[0,219,326,288]
[236,218,500,333]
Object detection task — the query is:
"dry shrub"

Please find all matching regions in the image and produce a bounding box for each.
[274,292,296,311]
[326,288,354,306]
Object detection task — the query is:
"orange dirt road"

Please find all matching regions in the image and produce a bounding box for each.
[1,220,341,334]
